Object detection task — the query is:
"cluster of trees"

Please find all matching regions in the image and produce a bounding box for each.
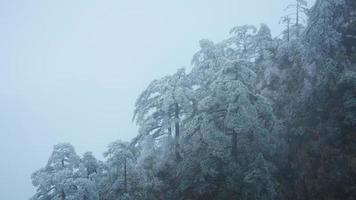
[31,0,356,199]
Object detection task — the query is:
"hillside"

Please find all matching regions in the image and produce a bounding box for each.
[30,0,356,199]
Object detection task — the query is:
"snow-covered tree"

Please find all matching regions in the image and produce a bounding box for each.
[133,68,194,161]
[81,152,99,178]
[225,25,258,61]
[175,28,279,198]
[31,143,98,200]
[103,140,135,197]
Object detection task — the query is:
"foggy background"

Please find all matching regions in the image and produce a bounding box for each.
[0,0,314,199]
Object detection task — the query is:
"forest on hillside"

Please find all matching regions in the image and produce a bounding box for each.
[30,0,356,199]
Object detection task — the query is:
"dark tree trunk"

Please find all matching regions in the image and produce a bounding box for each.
[168,126,172,136]
[287,19,290,42]
[296,2,299,27]
[61,189,66,200]
[174,103,180,138]
[124,157,127,193]
[231,130,237,159]
[296,3,299,37]
[174,103,181,161]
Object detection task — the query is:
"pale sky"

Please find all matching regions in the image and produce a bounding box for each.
[0,0,314,199]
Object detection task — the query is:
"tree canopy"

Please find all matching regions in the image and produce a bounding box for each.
[30,1,356,199]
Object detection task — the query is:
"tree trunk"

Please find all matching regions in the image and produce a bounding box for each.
[174,103,180,138]
[168,126,172,136]
[287,19,290,42]
[124,157,127,193]
[296,5,299,26]
[61,189,66,200]
[231,130,237,159]
[296,0,300,37]
[174,103,181,161]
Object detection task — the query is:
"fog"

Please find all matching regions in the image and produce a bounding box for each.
[0,0,314,199]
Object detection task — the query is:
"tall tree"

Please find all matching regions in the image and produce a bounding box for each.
[284,0,308,38]
[133,68,194,161]
[31,143,98,200]
[103,140,135,195]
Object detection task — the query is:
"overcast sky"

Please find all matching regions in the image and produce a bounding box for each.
[0,0,314,199]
